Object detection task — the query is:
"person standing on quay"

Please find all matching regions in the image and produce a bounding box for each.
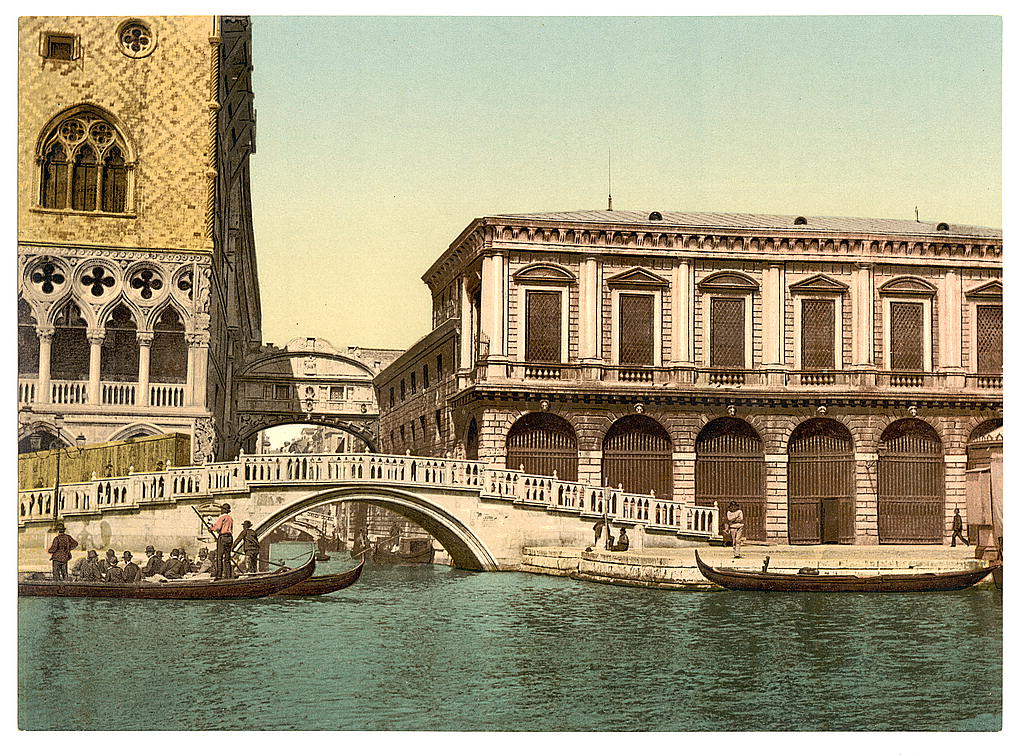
[211,504,235,580]
[950,507,970,547]
[726,501,745,559]
[47,523,78,582]
[239,520,260,573]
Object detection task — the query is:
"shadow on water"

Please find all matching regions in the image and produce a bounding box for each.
[19,549,1001,731]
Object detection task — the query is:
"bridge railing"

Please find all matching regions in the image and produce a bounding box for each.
[18,451,719,539]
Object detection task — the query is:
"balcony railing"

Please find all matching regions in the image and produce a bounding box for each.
[50,380,89,404]
[18,378,36,404]
[16,378,192,407]
[102,381,137,405]
[150,383,186,407]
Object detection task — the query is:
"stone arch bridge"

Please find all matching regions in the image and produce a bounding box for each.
[18,453,718,571]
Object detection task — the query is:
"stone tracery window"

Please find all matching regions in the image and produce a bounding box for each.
[38,110,131,213]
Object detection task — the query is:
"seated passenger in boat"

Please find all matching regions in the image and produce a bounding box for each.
[160,549,186,579]
[179,549,195,574]
[104,555,126,583]
[78,550,104,581]
[122,551,142,582]
[70,549,90,579]
[608,528,630,552]
[141,546,163,577]
[195,547,215,574]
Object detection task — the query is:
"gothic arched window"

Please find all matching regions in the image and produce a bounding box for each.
[51,301,89,380]
[18,299,39,376]
[151,308,188,384]
[38,110,131,213]
[100,304,139,381]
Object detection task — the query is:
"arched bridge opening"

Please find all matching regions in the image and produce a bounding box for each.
[252,485,499,572]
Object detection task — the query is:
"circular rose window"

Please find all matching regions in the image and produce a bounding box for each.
[117,20,156,58]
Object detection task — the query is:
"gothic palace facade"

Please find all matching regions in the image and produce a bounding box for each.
[375,211,1003,546]
[17,16,262,462]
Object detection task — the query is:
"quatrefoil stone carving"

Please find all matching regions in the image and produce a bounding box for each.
[130,269,163,299]
[81,266,115,297]
[30,262,66,295]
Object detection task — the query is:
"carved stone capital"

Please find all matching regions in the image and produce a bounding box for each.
[86,328,105,344]
[36,326,55,340]
[137,331,155,347]
[187,332,210,347]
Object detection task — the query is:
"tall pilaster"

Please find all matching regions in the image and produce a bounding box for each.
[938,268,964,378]
[762,264,785,366]
[136,332,153,406]
[580,255,600,362]
[188,333,210,407]
[670,258,694,365]
[459,274,474,370]
[87,328,104,404]
[852,259,875,368]
[479,251,507,378]
[36,326,53,403]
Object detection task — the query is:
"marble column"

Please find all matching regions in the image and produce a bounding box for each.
[87,328,104,404]
[36,326,53,404]
[188,333,209,407]
[938,268,965,387]
[136,332,153,406]
[479,251,506,378]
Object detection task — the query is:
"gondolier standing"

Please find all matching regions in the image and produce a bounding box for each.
[239,520,260,573]
[211,504,234,580]
[726,501,745,559]
[47,523,78,582]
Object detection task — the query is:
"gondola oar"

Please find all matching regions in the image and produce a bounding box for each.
[190,505,244,574]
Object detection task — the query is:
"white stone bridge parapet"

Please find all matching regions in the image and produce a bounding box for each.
[18,453,719,570]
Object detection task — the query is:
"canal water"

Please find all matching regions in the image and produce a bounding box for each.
[19,543,1001,731]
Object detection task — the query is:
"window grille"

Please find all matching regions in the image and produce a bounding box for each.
[890,301,924,371]
[801,299,835,370]
[787,419,855,544]
[526,291,562,363]
[507,413,578,481]
[329,386,345,401]
[274,384,290,400]
[45,34,76,60]
[710,297,745,368]
[977,304,1002,374]
[602,415,672,499]
[618,293,655,365]
[695,418,765,541]
[436,354,443,378]
[878,420,944,544]
[422,364,429,389]
[410,372,417,393]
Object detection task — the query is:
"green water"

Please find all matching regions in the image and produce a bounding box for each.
[18,544,1002,731]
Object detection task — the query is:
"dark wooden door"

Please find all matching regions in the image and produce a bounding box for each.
[788,419,855,544]
[878,420,943,544]
[602,415,673,499]
[696,418,765,541]
[821,498,842,544]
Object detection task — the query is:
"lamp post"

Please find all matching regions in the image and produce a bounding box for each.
[49,414,86,524]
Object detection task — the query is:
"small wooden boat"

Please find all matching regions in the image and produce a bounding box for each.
[18,552,316,600]
[370,537,435,565]
[275,559,364,597]
[694,550,997,592]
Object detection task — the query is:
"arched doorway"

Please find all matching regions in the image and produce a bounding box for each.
[878,419,944,544]
[465,418,479,461]
[602,415,673,499]
[788,419,855,544]
[506,412,578,480]
[696,418,765,541]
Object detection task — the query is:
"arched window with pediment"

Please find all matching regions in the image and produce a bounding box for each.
[38,109,132,213]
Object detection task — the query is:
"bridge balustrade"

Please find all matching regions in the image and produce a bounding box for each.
[17,451,720,539]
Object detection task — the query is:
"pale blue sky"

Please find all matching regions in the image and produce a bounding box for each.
[248,15,1001,351]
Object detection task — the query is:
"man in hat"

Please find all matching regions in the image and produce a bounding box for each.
[99,548,117,577]
[122,551,141,582]
[210,503,234,579]
[179,548,195,575]
[239,520,260,573]
[46,523,78,582]
[104,553,125,583]
[726,501,745,558]
[950,507,970,547]
[79,550,104,582]
[141,545,163,577]
[160,549,186,579]
[195,547,214,575]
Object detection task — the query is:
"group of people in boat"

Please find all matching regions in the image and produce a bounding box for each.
[44,503,263,583]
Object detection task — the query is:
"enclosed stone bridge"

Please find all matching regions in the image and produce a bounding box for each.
[18,453,719,571]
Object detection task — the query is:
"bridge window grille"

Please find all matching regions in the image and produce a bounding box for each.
[800,299,835,370]
[977,304,1002,374]
[507,413,578,481]
[525,290,562,363]
[51,301,89,380]
[890,301,924,371]
[787,419,855,544]
[618,293,655,365]
[710,297,745,368]
[329,386,344,401]
[602,415,673,499]
[100,304,139,381]
[274,384,290,400]
[878,419,943,544]
[18,298,39,377]
[150,308,187,384]
[695,418,765,541]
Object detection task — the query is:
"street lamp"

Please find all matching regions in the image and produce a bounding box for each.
[48,414,86,523]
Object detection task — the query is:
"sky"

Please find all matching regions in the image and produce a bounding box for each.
[247,15,1002,352]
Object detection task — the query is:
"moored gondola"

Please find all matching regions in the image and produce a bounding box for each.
[18,551,316,600]
[274,559,364,596]
[693,550,997,592]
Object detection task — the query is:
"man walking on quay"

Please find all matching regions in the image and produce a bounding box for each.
[950,507,970,547]
[211,503,235,579]
[726,501,745,559]
[47,523,78,582]
[239,520,260,573]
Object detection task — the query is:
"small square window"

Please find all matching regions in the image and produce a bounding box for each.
[274,384,291,400]
[44,34,76,60]
[329,386,345,401]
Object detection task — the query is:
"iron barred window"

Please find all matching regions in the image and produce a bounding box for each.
[525,290,562,363]
[39,111,130,213]
[890,301,924,371]
[618,293,655,365]
[801,299,835,370]
[710,297,745,368]
[976,304,1002,374]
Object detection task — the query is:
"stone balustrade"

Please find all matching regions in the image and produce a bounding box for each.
[18,452,720,540]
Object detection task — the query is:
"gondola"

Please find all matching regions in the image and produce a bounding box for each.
[274,559,364,597]
[370,539,435,565]
[18,551,316,600]
[693,550,998,592]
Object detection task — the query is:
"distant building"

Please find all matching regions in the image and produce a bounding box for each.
[17,16,261,462]
[375,210,1002,545]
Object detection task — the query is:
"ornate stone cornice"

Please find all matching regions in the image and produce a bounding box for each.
[18,243,211,263]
